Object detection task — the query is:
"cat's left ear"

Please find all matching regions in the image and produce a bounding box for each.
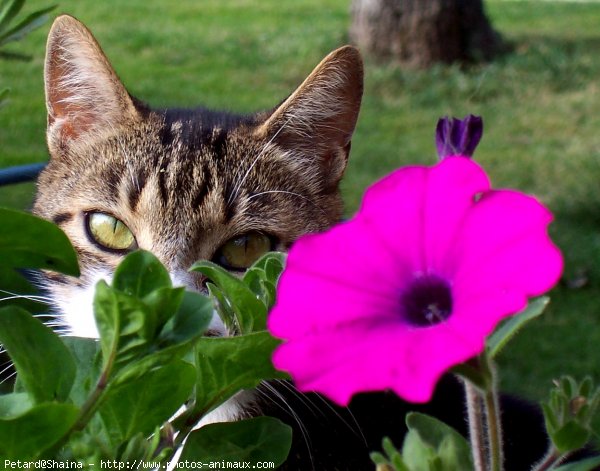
[44,15,141,157]
[255,46,363,188]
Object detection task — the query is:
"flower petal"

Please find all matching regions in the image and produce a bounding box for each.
[424,157,490,277]
[272,318,486,405]
[451,189,562,301]
[268,155,563,407]
[357,166,429,271]
[268,217,411,339]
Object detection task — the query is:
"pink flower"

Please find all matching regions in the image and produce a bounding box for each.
[268,157,563,405]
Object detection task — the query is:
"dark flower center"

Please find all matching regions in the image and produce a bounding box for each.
[401,275,453,327]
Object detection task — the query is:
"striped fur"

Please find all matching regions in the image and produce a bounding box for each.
[33,15,363,342]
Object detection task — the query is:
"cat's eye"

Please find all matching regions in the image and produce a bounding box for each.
[215,232,274,271]
[86,212,136,252]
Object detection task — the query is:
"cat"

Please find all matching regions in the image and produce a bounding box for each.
[32,14,587,471]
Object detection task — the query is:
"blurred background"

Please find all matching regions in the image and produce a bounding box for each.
[1,0,599,415]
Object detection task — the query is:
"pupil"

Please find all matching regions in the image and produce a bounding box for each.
[401,275,453,327]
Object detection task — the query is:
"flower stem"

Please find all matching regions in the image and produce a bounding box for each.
[483,385,503,471]
[465,381,487,471]
[532,448,569,471]
[460,354,504,471]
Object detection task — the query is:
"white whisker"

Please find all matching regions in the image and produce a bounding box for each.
[32,313,57,319]
[0,370,17,385]
[312,391,367,446]
[0,289,51,304]
[0,362,15,378]
[259,382,315,470]
[227,116,294,206]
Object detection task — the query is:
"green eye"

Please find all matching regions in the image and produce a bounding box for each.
[216,232,273,270]
[86,212,136,251]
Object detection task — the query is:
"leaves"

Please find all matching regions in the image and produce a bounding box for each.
[191,252,285,335]
[0,4,56,47]
[192,260,266,334]
[487,297,549,359]
[112,249,172,298]
[0,402,79,459]
[542,376,600,454]
[0,211,290,464]
[371,414,473,471]
[99,361,196,445]
[194,332,287,415]
[553,456,600,471]
[371,437,410,471]
[0,207,79,277]
[180,416,292,467]
[0,0,56,49]
[0,305,75,403]
[403,413,473,471]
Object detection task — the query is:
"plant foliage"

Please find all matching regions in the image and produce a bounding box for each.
[0,208,291,466]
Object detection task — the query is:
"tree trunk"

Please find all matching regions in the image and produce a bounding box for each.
[349,0,504,68]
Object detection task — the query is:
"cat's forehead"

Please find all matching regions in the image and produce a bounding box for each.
[84,114,305,227]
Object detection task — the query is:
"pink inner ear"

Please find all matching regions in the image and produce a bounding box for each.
[46,54,96,141]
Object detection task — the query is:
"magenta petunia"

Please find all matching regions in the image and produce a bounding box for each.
[268,156,563,405]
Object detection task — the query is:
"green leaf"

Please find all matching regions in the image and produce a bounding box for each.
[99,361,196,445]
[372,436,410,471]
[451,363,488,391]
[93,280,121,367]
[247,251,286,275]
[191,260,265,334]
[111,341,194,386]
[403,412,473,471]
[551,420,591,453]
[0,86,8,109]
[112,250,171,298]
[180,416,292,467]
[143,286,185,336]
[554,456,600,471]
[0,392,32,418]
[94,281,150,368]
[0,305,76,403]
[0,402,79,459]
[242,252,285,310]
[0,0,24,33]
[0,48,29,60]
[486,297,549,358]
[542,375,600,454]
[370,451,389,465]
[109,292,211,386]
[194,332,287,415]
[62,337,102,406]
[401,428,437,471]
[159,290,213,345]
[0,5,56,46]
[0,207,79,276]
[206,282,237,333]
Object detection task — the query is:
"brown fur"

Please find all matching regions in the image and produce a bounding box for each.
[33,15,363,331]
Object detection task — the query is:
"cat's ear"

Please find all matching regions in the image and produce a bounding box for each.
[44,15,140,155]
[255,46,363,188]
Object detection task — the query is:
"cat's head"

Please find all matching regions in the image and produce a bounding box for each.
[33,15,363,338]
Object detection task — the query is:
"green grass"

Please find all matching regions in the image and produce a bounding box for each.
[2,0,600,414]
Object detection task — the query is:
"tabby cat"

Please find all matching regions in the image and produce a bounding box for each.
[33,15,563,470]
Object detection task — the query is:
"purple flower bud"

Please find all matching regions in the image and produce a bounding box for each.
[436,115,483,160]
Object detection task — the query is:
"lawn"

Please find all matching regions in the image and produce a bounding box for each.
[1,0,600,418]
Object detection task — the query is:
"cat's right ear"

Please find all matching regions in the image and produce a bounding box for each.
[254,46,363,190]
[44,15,140,156]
